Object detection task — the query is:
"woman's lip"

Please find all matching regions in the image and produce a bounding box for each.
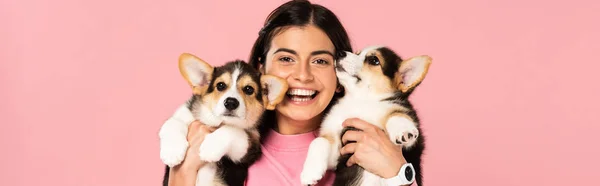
[286,87,320,96]
[285,93,319,106]
[287,86,318,91]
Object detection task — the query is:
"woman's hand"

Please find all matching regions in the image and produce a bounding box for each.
[181,120,217,170]
[339,118,407,179]
[168,120,217,186]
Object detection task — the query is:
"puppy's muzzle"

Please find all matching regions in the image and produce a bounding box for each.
[224,97,240,111]
[335,51,351,72]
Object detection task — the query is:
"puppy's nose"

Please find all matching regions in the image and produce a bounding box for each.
[224,97,239,110]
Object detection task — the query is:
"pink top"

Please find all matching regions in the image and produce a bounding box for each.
[245,129,336,186]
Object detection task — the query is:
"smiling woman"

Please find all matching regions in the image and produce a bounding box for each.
[262,25,340,134]
[163,1,411,186]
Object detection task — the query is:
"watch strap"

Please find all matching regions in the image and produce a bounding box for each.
[381,163,415,186]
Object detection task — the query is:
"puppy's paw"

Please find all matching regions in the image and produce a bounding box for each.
[300,159,327,185]
[395,128,419,147]
[160,137,189,167]
[198,134,227,162]
[386,116,419,148]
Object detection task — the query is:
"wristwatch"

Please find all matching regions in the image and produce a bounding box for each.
[381,163,415,186]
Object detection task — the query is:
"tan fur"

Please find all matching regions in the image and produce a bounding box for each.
[382,110,413,131]
[371,50,387,68]
[248,130,261,144]
[178,53,214,95]
[355,49,422,129]
[205,73,232,109]
[235,75,264,127]
[322,134,335,144]
[395,55,432,93]
[238,76,259,93]
[261,75,289,110]
[360,51,396,94]
[212,177,227,186]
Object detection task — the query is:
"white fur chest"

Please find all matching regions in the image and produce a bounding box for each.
[320,93,395,135]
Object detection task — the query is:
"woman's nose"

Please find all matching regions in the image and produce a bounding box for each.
[292,64,314,82]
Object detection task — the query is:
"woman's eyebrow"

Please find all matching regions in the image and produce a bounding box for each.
[273,48,334,57]
[311,50,334,57]
[274,48,297,55]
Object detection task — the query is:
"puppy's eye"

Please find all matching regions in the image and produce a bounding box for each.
[243,86,254,95]
[216,82,227,91]
[366,56,380,65]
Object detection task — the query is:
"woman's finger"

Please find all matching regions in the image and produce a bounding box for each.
[342,118,378,134]
[187,121,202,141]
[346,154,358,167]
[187,121,217,141]
[340,142,357,155]
[341,130,363,145]
[199,124,218,133]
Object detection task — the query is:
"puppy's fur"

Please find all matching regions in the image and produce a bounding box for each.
[300,46,431,186]
[159,53,288,186]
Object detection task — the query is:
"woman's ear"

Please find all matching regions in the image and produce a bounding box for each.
[257,57,266,74]
[259,63,265,74]
[335,79,343,93]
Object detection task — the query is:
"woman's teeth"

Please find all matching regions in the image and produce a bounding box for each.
[291,97,312,102]
[287,88,318,102]
[287,89,316,96]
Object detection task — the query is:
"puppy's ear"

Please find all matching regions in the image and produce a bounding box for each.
[179,53,214,95]
[395,55,432,93]
[260,75,288,110]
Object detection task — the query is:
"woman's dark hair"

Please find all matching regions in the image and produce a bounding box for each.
[249,0,352,67]
[250,0,352,141]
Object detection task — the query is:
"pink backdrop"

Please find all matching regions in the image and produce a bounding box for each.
[1,0,599,185]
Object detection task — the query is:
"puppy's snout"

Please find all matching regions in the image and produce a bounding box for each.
[224,97,239,110]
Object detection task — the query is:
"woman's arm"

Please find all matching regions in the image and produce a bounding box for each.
[339,118,411,186]
[167,121,216,186]
[168,164,200,186]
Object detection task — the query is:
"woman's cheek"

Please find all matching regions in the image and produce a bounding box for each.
[319,69,338,89]
[267,66,293,80]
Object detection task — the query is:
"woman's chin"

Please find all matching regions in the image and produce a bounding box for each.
[276,107,322,123]
[274,92,333,126]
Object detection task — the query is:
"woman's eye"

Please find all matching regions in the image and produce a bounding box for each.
[216,82,227,91]
[243,86,254,95]
[366,56,380,65]
[279,57,293,62]
[314,59,329,65]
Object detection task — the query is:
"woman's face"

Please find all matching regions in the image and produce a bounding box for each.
[263,25,338,123]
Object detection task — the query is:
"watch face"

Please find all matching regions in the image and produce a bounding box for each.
[405,166,414,181]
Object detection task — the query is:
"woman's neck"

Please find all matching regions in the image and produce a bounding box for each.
[274,112,322,135]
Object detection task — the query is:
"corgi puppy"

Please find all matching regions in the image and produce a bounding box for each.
[159,53,288,186]
[300,46,431,186]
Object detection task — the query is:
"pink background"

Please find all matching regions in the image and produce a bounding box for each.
[1,0,599,185]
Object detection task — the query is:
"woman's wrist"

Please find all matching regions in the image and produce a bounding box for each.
[180,161,201,173]
[169,164,199,186]
[381,156,407,178]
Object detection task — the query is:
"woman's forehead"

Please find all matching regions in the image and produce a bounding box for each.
[269,25,335,55]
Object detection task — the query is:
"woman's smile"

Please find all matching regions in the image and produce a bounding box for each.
[286,87,320,105]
